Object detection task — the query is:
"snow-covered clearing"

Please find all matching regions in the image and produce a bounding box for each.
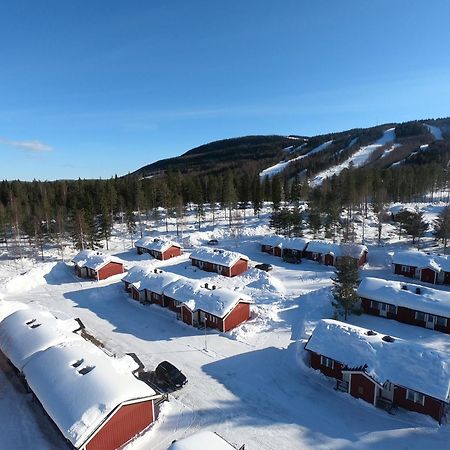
[1,204,450,449]
[259,141,333,179]
[425,124,443,140]
[310,128,396,186]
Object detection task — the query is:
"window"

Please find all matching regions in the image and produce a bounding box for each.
[401,265,409,272]
[436,316,448,327]
[406,389,425,405]
[370,301,380,310]
[320,356,334,369]
[388,304,397,314]
[415,311,426,321]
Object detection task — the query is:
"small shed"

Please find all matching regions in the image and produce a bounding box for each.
[168,431,243,450]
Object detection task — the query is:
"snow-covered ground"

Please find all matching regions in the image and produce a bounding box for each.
[259,140,333,179]
[425,124,443,141]
[310,128,396,187]
[1,204,450,450]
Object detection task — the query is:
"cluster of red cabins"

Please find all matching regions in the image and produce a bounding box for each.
[122,266,252,332]
[306,275,450,422]
[261,236,368,267]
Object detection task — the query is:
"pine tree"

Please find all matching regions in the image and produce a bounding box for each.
[125,209,137,247]
[332,256,360,320]
[434,206,450,253]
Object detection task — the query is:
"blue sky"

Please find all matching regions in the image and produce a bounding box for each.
[1,1,450,180]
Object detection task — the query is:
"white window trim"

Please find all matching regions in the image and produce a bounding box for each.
[406,389,425,405]
[320,355,334,369]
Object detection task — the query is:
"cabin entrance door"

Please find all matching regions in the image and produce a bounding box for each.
[425,314,436,329]
[381,382,394,402]
[379,303,388,317]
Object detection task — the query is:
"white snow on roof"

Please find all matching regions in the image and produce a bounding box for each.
[168,431,237,450]
[22,340,157,448]
[132,269,181,295]
[189,247,249,267]
[424,123,443,140]
[261,235,309,251]
[392,250,442,271]
[163,279,252,318]
[358,277,450,318]
[71,250,122,271]
[0,308,82,371]
[121,264,156,284]
[305,319,450,402]
[305,240,367,258]
[134,236,181,253]
[310,128,395,187]
[259,140,333,179]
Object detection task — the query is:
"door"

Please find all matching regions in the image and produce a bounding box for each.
[381,382,394,402]
[426,314,436,329]
[379,303,388,317]
[199,311,206,326]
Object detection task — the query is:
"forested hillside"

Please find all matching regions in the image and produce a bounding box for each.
[0,118,449,256]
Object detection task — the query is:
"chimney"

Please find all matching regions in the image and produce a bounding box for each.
[415,287,421,295]
[212,285,216,290]
[154,268,158,273]
[205,282,209,289]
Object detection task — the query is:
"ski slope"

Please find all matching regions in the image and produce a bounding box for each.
[259,140,333,179]
[310,128,396,187]
[425,124,443,140]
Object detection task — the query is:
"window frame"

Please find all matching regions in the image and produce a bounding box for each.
[406,389,425,406]
[320,355,334,369]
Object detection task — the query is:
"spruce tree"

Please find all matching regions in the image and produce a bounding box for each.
[434,206,450,253]
[332,256,360,320]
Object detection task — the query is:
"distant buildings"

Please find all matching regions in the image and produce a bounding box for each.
[72,250,124,281]
[189,247,249,277]
[135,237,182,261]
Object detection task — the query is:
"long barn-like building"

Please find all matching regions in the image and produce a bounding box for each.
[189,248,249,277]
[305,319,450,422]
[0,304,163,450]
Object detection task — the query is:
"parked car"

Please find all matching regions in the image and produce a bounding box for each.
[207,239,219,245]
[255,263,273,272]
[152,361,187,391]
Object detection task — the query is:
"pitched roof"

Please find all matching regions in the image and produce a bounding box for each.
[189,247,249,267]
[134,236,181,253]
[132,269,181,295]
[23,340,157,449]
[71,250,122,271]
[261,235,309,251]
[305,240,367,258]
[357,277,450,318]
[392,250,442,271]
[305,319,450,402]
[163,279,252,318]
[121,264,156,284]
[168,431,237,450]
[0,308,82,371]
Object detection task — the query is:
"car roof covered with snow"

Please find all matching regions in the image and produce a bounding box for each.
[22,340,157,449]
[357,277,450,318]
[168,431,238,450]
[164,279,252,318]
[0,308,83,371]
[305,319,450,402]
[189,247,249,267]
[134,236,181,252]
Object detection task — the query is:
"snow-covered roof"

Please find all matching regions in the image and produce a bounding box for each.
[261,235,284,247]
[22,340,157,449]
[0,308,82,371]
[71,250,122,271]
[163,279,252,318]
[121,264,156,284]
[305,240,367,258]
[305,319,450,402]
[357,277,450,318]
[134,236,181,252]
[261,235,309,251]
[189,247,249,267]
[132,269,181,295]
[168,431,237,450]
[392,251,441,271]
